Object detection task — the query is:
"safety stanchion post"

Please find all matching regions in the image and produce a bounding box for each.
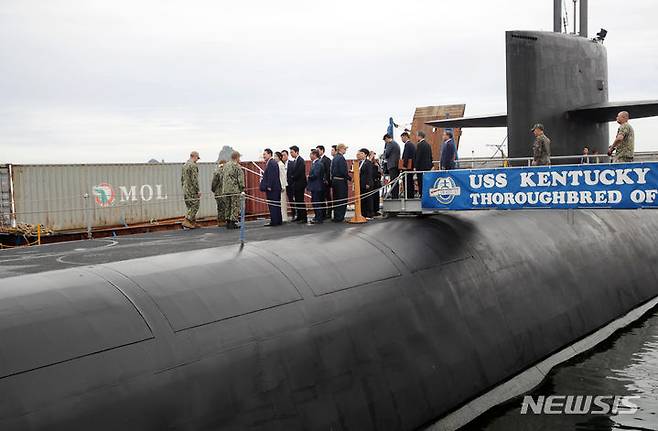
[348,160,367,224]
[83,193,92,240]
[240,192,246,245]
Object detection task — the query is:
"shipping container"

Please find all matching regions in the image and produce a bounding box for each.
[0,165,13,227]
[7,160,357,232]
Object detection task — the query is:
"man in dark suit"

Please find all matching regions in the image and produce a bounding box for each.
[357,148,374,218]
[316,145,332,219]
[289,145,308,223]
[331,143,349,222]
[400,131,416,198]
[260,148,282,226]
[440,130,457,170]
[282,149,295,221]
[414,130,433,198]
[382,133,401,198]
[307,149,326,224]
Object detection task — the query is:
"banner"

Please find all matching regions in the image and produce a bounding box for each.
[421,162,658,210]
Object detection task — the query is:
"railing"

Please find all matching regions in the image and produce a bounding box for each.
[449,151,658,169]
[382,151,658,204]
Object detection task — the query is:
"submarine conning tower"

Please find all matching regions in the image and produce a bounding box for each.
[505,29,609,159]
[507,0,607,159]
[423,0,658,164]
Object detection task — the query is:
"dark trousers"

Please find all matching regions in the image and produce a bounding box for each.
[324,184,332,218]
[371,187,380,214]
[311,190,325,221]
[293,188,307,221]
[286,187,295,219]
[266,190,282,225]
[416,173,424,198]
[360,187,373,217]
[388,168,400,198]
[332,179,348,221]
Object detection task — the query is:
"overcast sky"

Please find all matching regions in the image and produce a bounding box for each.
[1,0,657,163]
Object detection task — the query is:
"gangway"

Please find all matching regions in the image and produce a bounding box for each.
[382,152,658,216]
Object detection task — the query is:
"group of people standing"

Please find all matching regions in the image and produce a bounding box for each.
[179,127,463,229]
[180,150,246,229]
[260,144,352,226]
[531,111,635,166]
[385,129,458,199]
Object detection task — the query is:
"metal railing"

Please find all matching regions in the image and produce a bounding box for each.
[381,151,658,206]
[449,151,658,169]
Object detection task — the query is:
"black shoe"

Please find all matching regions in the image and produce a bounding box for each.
[332,219,344,223]
[310,219,323,224]
[296,219,308,224]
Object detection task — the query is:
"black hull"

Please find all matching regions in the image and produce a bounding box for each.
[1,210,657,430]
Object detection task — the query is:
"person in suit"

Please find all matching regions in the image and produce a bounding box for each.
[357,148,374,218]
[282,149,295,221]
[260,148,282,226]
[414,130,433,197]
[289,145,308,223]
[400,131,416,198]
[316,145,333,219]
[331,143,350,222]
[369,151,382,216]
[307,149,326,224]
[440,130,457,170]
[383,133,401,198]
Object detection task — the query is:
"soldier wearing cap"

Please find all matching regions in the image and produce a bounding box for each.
[181,151,201,229]
[222,151,245,230]
[211,159,227,227]
[608,111,635,163]
[531,123,551,166]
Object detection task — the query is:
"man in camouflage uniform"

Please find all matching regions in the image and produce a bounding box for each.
[221,151,245,230]
[609,111,635,163]
[181,151,201,229]
[211,160,227,227]
[531,123,551,166]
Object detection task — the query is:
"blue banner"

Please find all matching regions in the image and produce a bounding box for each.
[421,162,658,210]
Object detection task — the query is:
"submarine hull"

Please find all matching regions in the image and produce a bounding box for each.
[1,210,657,430]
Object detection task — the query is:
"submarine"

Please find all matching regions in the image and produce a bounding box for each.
[2,211,658,430]
[2,2,658,430]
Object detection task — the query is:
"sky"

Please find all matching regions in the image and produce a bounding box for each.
[1,0,658,163]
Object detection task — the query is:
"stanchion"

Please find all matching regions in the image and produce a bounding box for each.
[348,160,367,224]
[239,192,246,245]
[83,192,92,240]
[37,224,41,246]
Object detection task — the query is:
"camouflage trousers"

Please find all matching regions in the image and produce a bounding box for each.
[614,155,634,163]
[223,195,240,222]
[184,195,200,222]
[215,197,227,222]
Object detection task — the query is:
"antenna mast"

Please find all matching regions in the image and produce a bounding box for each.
[579,0,588,37]
[553,0,561,33]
